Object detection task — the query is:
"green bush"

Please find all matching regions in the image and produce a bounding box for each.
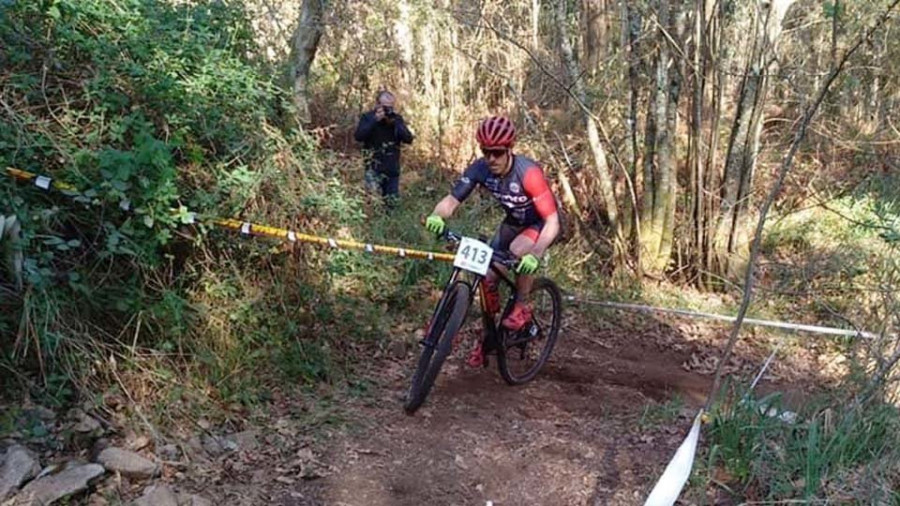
[0,0,439,412]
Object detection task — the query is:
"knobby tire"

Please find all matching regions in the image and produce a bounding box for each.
[404,282,470,413]
[497,277,562,385]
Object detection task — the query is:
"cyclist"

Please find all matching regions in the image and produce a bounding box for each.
[425,116,560,367]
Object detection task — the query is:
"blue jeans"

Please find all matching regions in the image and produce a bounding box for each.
[365,169,399,205]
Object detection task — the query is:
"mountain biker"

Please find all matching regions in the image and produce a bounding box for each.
[425,115,560,368]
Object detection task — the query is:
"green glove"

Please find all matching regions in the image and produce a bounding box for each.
[425,214,445,235]
[516,254,540,274]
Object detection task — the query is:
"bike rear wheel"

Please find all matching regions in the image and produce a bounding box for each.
[404,282,471,413]
[497,277,562,385]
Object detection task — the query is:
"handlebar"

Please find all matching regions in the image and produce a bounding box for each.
[440,229,519,269]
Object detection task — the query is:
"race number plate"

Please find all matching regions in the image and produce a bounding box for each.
[453,237,493,276]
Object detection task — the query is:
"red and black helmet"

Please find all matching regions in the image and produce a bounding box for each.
[476,116,516,148]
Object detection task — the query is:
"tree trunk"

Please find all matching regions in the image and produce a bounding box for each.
[582,0,608,76]
[394,0,415,85]
[687,0,705,276]
[700,0,726,287]
[657,2,686,271]
[291,0,325,125]
[623,4,643,252]
[710,0,795,280]
[553,0,620,237]
[638,0,683,275]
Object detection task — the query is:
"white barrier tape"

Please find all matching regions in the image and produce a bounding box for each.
[240,222,251,235]
[287,231,297,242]
[747,341,782,394]
[644,411,703,506]
[34,175,52,190]
[566,297,877,339]
[398,248,406,257]
[365,244,374,253]
[327,238,338,248]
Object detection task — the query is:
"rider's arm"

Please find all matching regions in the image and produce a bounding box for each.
[438,161,482,217]
[523,166,560,257]
[531,212,559,257]
[432,194,460,219]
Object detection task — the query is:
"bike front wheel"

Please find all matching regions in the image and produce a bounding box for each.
[404,282,471,413]
[497,277,562,385]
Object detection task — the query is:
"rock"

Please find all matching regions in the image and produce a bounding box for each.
[90,438,111,462]
[228,430,259,452]
[177,492,213,506]
[14,463,104,505]
[71,416,102,434]
[95,448,159,479]
[127,435,151,452]
[199,436,224,457]
[132,484,178,506]
[156,444,181,462]
[200,435,236,457]
[33,463,62,481]
[0,445,41,500]
[220,439,238,452]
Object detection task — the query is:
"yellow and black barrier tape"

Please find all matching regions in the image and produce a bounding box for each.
[5,167,456,263]
[6,167,80,193]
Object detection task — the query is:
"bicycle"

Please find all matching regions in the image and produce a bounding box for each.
[404,229,562,414]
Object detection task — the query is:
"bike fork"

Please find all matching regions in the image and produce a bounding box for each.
[420,269,462,350]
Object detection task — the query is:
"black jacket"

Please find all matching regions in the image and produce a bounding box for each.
[354,111,414,177]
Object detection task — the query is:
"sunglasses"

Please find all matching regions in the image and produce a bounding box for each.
[481,148,508,159]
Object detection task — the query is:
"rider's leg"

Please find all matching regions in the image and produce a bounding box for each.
[467,222,519,367]
[510,234,536,299]
[484,222,520,315]
[481,270,501,314]
[502,228,540,330]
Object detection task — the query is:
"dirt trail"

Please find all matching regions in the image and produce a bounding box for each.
[175,308,820,506]
[293,311,720,506]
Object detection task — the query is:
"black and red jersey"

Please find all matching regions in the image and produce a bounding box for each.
[451,155,558,226]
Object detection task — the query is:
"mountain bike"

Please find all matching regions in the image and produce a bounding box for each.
[404,229,562,414]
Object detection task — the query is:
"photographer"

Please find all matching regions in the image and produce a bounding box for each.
[354,90,414,207]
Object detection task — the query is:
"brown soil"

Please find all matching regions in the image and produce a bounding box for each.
[168,307,823,506]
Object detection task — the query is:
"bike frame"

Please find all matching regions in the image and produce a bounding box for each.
[420,260,518,353]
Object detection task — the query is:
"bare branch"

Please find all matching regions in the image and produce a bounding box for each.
[705,0,900,410]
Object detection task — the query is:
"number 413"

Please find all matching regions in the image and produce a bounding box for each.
[460,245,489,263]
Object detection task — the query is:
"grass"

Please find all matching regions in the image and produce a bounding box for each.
[678,180,900,504]
[638,394,685,430]
[695,388,900,504]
